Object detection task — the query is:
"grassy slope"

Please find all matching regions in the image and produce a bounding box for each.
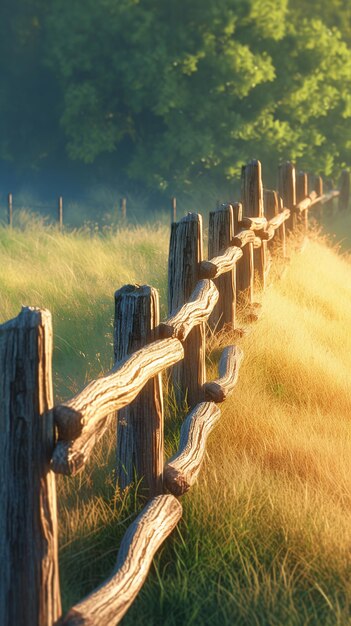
[1,212,351,625]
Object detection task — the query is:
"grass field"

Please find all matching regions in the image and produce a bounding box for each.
[1,208,351,625]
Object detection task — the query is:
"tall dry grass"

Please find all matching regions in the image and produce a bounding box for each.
[1,213,350,624]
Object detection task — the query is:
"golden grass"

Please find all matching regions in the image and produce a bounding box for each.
[1,212,351,623]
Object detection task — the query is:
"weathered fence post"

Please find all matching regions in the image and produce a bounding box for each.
[171,197,177,223]
[208,204,236,331]
[8,192,13,227]
[114,285,163,496]
[234,201,254,305]
[278,195,287,257]
[0,307,61,626]
[121,197,127,220]
[58,196,63,232]
[278,162,296,232]
[314,175,323,197]
[168,213,205,407]
[296,171,308,231]
[338,170,350,211]
[241,160,266,289]
[264,189,278,251]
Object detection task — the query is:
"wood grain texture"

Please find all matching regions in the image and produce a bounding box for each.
[263,189,279,220]
[168,213,205,406]
[339,170,350,211]
[296,172,308,204]
[232,229,255,248]
[268,208,290,229]
[241,160,264,217]
[164,402,221,496]
[207,204,236,331]
[114,284,163,496]
[232,202,243,234]
[58,495,182,626]
[160,279,218,341]
[203,346,244,403]
[242,160,266,287]
[52,338,184,475]
[278,162,296,232]
[0,307,61,626]
[236,241,254,305]
[200,246,243,279]
[239,216,267,231]
[263,190,279,253]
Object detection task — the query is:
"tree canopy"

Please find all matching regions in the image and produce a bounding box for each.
[1,0,351,190]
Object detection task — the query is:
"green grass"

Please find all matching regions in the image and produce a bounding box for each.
[1,210,351,625]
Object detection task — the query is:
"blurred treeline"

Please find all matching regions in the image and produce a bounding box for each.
[1,0,351,194]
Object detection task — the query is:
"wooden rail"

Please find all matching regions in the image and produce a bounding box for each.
[0,159,346,626]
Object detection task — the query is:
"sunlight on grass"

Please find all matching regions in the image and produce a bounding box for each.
[0,211,169,399]
[1,213,351,624]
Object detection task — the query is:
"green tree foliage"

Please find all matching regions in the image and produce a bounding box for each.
[1,0,351,187]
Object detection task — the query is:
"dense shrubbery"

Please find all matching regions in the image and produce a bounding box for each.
[1,0,351,190]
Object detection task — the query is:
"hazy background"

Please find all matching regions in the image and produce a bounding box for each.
[1,0,351,223]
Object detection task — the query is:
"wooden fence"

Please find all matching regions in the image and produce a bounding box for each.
[0,161,349,626]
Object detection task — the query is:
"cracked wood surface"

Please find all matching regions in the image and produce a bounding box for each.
[207,204,237,331]
[232,229,255,248]
[239,216,267,231]
[200,246,243,279]
[203,345,244,403]
[160,279,218,341]
[52,338,184,475]
[114,284,163,496]
[0,307,61,626]
[168,212,205,406]
[164,402,221,496]
[58,495,182,626]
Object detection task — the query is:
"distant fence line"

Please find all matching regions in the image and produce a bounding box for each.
[2,167,350,229]
[0,160,349,626]
[2,193,129,228]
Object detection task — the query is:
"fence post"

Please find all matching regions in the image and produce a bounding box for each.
[168,213,205,407]
[121,197,127,220]
[0,307,61,626]
[278,162,296,233]
[241,160,266,289]
[58,196,63,232]
[171,197,177,223]
[264,189,278,251]
[208,203,235,331]
[338,170,350,211]
[296,171,309,231]
[8,193,13,227]
[114,285,163,497]
[314,175,324,221]
[234,202,254,305]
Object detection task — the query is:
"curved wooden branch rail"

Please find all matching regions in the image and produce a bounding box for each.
[257,225,275,241]
[268,208,290,230]
[58,495,182,626]
[164,402,221,496]
[200,246,243,279]
[239,216,267,231]
[159,279,218,341]
[320,190,340,204]
[52,338,184,475]
[232,229,255,248]
[295,191,317,213]
[203,345,244,402]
